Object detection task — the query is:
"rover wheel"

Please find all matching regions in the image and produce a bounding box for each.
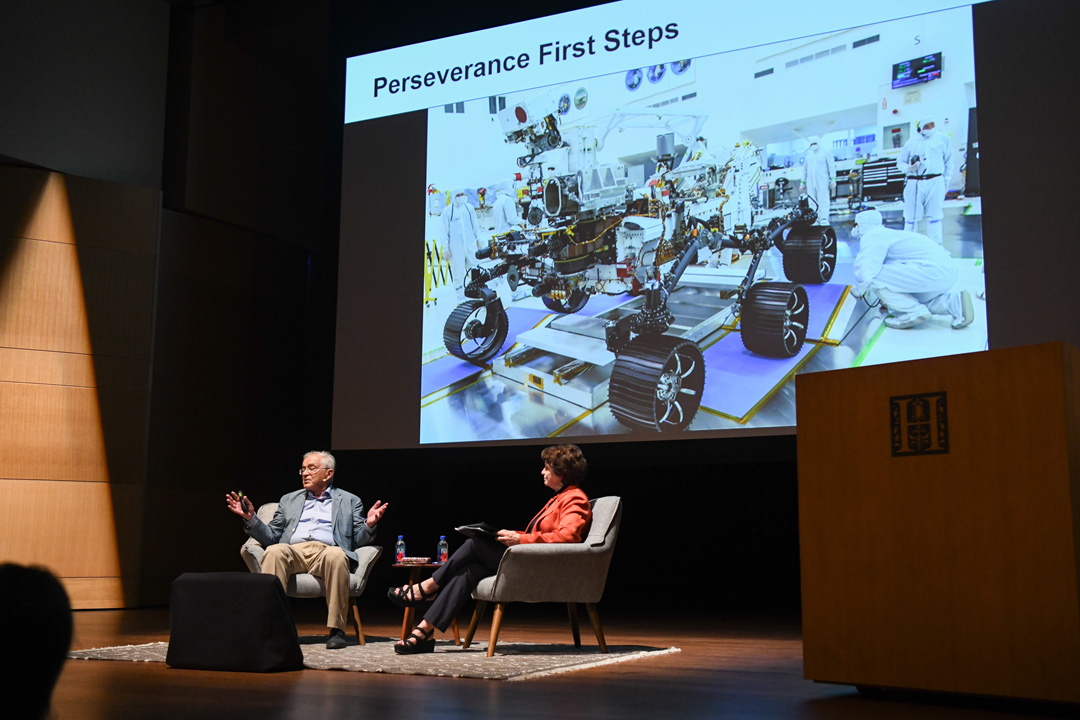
[781,225,836,283]
[740,282,809,358]
[542,289,589,314]
[443,300,508,365]
[609,335,705,432]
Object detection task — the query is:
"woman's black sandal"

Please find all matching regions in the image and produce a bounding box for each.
[394,626,435,655]
[386,583,436,608]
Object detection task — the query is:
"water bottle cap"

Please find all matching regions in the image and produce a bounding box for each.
[397,535,403,540]
[439,535,446,540]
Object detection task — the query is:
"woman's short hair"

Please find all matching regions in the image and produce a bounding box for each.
[541,444,587,486]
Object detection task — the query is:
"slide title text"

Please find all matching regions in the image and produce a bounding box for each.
[372,23,679,98]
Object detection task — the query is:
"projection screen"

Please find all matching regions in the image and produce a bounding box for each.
[335,0,992,449]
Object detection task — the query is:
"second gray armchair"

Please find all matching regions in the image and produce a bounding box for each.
[463,495,622,657]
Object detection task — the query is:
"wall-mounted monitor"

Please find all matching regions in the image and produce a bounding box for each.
[334,0,994,450]
[892,52,944,89]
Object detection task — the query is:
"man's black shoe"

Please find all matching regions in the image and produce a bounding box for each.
[326,627,348,650]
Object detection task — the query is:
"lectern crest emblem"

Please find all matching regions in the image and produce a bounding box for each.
[890,392,949,456]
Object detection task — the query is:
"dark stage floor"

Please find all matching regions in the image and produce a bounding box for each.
[51,603,1077,720]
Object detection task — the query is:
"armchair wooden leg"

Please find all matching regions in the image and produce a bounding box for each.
[463,600,486,650]
[567,603,581,648]
[487,602,506,658]
[351,601,365,645]
[585,602,607,653]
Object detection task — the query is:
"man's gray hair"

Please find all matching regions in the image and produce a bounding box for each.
[303,450,336,471]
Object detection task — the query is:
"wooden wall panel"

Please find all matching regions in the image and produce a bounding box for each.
[60,578,140,610]
[0,383,109,482]
[0,237,95,354]
[0,237,155,359]
[0,479,143,610]
[75,246,156,359]
[0,382,151,486]
[1063,345,1080,611]
[0,480,143,576]
[0,348,149,393]
[797,343,1080,703]
[0,166,157,608]
[0,347,97,387]
[95,388,150,486]
[0,167,158,254]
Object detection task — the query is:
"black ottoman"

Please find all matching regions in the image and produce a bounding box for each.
[166,572,303,672]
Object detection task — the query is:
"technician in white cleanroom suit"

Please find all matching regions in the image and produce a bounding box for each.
[802,137,835,224]
[441,189,481,297]
[897,116,953,243]
[491,181,522,234]
[490,180,531,300]
[851,209,973,330]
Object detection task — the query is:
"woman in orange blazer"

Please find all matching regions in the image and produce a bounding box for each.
[388,444,592,654]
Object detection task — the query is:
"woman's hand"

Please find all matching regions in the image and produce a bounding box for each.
[496,530,521,547]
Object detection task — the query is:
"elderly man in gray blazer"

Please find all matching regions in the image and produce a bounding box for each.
[226,451,387,649]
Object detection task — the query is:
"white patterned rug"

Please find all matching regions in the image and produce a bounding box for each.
[68,636,679,681]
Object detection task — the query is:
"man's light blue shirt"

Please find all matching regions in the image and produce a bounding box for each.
[289,487,335,546]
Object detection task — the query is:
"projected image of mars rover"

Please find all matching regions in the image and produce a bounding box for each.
[441,93,837,432]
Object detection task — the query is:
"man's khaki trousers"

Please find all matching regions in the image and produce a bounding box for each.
[261,541,350,630]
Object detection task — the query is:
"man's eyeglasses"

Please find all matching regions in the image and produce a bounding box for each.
[299,465,326,475]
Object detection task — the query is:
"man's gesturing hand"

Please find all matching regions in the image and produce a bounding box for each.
[225,492,254,522]
[366,500,388,528]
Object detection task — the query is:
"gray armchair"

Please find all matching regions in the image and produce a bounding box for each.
[463,495,622,657]
[240,502,382,645]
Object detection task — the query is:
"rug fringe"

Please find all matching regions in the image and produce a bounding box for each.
[509,646,682,681]
[71,641,167,654]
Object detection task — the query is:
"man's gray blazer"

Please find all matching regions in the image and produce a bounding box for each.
[244,486,376,568]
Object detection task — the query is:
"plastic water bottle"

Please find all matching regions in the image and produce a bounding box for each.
[395,535,406,563]
[437,535,449,564]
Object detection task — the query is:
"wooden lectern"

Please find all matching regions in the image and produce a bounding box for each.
[797,342,1080,703]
